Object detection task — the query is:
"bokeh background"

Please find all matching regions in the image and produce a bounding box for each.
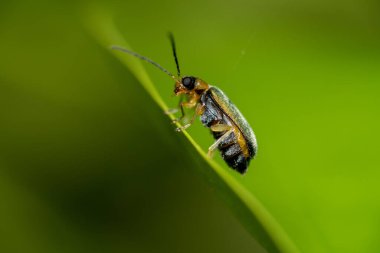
[1,0,379,252]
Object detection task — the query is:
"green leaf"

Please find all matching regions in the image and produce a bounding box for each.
[84,7,300,253]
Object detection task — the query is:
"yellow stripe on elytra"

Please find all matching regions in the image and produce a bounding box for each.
[210,90,250,158]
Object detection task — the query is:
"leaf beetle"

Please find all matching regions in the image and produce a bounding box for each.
[112,34,257,174]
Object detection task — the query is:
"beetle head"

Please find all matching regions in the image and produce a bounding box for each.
[174,76,196,95]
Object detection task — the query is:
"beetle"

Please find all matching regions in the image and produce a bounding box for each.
[112,34,257,174]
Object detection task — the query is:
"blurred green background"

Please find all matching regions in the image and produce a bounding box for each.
[0,0,379,252]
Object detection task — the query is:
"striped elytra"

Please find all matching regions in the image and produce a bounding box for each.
[200,87,257,174]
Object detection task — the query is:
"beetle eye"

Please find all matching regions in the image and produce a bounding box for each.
[182,76,195,90]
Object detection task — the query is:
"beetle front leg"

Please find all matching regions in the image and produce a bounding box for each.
[176,103,204,132]
[166,96,196,124]
[171,100,187,124]
[165,95,184,117]
[171,98,196,123]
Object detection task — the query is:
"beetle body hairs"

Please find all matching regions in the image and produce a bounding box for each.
[112,35,257,174]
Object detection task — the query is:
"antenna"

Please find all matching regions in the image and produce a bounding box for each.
[111,45,177,80]
[168,33,181,77]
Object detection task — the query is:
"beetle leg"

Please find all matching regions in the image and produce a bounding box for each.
[210,123,231,132]
[165,108,179,115]
[176,104,204,132]
[171,96,199,124]
[186,103,204,125]
[195,103,205,116]
[172,98,196,123]
[181,99,197,109]
[173,101,186,123]
[208,127,234,157]
[165,96,184,122]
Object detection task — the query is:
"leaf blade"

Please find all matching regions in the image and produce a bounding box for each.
[84,8,300,253]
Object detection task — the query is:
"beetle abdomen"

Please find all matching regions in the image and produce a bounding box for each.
[208,87,257,158]
[224,153,248,173]
[200,89,252,173]
[219,140,249,173]
[210,129,250,173]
